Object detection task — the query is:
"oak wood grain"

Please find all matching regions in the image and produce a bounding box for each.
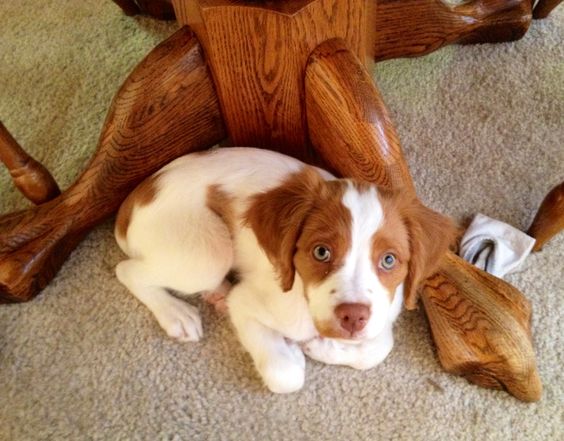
[528,182,564,251]
[305,38,541,401]
[371,0,532,61]
[0,26,226,302]
[0,121,61,205]
[305,38,415,194]
[422,253,542,402]
[173,0,368,162]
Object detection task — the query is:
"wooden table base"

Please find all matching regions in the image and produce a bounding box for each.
[0,27,225,302]
[0,0,548,401]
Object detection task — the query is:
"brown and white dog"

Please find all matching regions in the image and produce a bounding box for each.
[115,148,456,393]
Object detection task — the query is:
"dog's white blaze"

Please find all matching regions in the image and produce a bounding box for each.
[307,184,392,338]
[340,184,391,337]
[340,184,384,297]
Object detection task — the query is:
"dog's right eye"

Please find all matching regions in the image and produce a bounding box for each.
[313,245,331,262]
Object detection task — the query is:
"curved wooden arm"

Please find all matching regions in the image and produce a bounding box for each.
[0,26,226,302]
[0,121,60,205]
[305,38,541,401]
[305,39,414,194]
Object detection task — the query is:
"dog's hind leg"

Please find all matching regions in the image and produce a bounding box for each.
[116,209,233,340]
[116,259,204,342]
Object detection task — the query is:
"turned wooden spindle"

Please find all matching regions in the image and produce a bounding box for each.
[304,38,541,401]
[0,121,61,205]
[0,27,226,302]
[527,182,564,251]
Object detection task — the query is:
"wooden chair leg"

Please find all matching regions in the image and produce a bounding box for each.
[305,38,542,402]
[0,27,226,303]
[533,0,563,19]
[527,182,564,251]
[0,122,60,205]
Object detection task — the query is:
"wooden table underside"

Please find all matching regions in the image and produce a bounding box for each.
[3,0,561,401]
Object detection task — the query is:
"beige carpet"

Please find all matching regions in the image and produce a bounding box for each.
[1,1,563,440]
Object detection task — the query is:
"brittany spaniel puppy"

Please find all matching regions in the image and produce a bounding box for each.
[115,148,456,393]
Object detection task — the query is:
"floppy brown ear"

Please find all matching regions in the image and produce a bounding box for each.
[244,167,325,291]
[402,199,459,310]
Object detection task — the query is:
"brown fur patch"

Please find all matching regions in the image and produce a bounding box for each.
[371,237,410,302]
[206,184,236,236]
[294,180,351,289]
[377,188,458,309]
[372,191,411,301]
[244,166,328,291]
[115,173,160,239]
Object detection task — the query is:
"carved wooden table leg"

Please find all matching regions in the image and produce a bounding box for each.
[533,0,563,19]
[422,254,542,402]
[0,121,60,205]
[527,182,564,251]
[305,38,542,401]
[371,0,532,61]
[0,27,226,303]
[112,0,141,16]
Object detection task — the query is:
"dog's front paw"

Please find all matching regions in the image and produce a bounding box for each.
[153,297,203,342]
[301,337,342,365]
[285,339,306,370]
[302,335,394,370]
[259,358,305,394]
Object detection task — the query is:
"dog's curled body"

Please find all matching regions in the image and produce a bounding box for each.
[115,147,456,393]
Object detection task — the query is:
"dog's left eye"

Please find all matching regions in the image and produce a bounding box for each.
[380,253,397,270]
[313,245,331,262]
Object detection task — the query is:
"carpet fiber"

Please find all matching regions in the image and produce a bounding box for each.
[1,2,563,440]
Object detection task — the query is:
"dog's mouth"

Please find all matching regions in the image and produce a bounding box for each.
[314,320,367,341]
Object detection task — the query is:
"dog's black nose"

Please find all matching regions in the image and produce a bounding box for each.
[334,303,370,334]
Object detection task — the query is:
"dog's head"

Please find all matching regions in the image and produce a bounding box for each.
[246,167,457,341]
